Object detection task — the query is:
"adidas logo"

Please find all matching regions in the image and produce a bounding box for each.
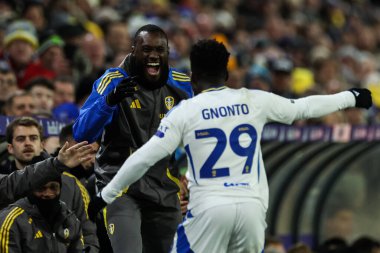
[34,230,43,239]
[130,99,141,109]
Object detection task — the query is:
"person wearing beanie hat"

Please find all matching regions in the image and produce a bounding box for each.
[3,20,39,49]
[2,19,56,89]
[37,34,71,77]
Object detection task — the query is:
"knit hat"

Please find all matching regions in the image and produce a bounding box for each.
[3,20,38,48]
[37,34,64,55]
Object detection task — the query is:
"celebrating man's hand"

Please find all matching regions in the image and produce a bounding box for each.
[349,88,372,109]
[106,76,139,106]
[57,141,93,168]
[88,192,107,222]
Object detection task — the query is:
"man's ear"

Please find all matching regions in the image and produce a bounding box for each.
[7,144,14,155]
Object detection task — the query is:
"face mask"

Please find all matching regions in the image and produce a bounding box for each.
[27,194,61,224]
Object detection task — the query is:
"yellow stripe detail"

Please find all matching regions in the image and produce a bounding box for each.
[103,207,108,233]
[1,207,24,253]
[97,71,123,94]
[172,72,191,81]
[130,101,136,108]
[166,168,181,199]
[99,73,123,94]
[172,76,191,82]
[97,72,124,95]
[172,71,188,77]
[96,72,120,94]
[63,172,91,219]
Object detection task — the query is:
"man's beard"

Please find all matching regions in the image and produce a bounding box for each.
[131,56,169,90]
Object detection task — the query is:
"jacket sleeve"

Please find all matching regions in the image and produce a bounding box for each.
[0,207,25,253]
[0,158,66,208]
[63,172,100,252]
[73,68,127,143]
[168,68,194,98]
[68,233,85,253]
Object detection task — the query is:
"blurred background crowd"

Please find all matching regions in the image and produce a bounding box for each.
[1,0,380,125]
[0,0,380,252]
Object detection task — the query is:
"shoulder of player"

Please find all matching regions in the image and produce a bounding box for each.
[95,67,127,95]
[168,68,191,88]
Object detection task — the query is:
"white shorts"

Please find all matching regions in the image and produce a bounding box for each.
[170,201,267,253]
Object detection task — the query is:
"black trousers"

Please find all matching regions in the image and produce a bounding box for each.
[104,194,182,253]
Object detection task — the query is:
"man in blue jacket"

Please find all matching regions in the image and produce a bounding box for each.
[73,24,192,253]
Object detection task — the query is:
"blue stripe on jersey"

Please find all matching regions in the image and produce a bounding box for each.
[176,224,194,253]
[185,145,198,185]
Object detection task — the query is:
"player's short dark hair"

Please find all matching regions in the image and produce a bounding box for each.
[6,116,43,144]
[133,24,168,46]
[25,77,55,92]
[59,123,74,146]
[190,39,230,80]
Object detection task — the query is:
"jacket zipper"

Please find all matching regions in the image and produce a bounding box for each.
[52,232,59,253]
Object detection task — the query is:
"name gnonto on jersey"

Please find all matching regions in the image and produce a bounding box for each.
[202,104,249,120]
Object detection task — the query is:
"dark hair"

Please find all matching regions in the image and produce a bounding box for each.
[6,116,43,144]
[190,39,230,81]
[54,75,76,86]
[25,77,55,92]
[133,24,168,46]
[58,123,74,146]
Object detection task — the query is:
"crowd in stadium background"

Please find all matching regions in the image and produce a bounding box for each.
[0,0,380,252]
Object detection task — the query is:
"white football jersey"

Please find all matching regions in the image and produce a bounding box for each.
[101,87,355,211]
[155,87,354,212]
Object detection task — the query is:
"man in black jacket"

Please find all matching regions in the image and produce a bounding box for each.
[5,116,100,252]
[0,139,93,208]
[73,24,193,253]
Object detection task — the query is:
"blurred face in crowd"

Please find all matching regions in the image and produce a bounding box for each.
[40,46,67,73]
[23,4,46,32]
[81,33,106,69]
[6,93,36,116]
[7,125,43,169]
[6,40,35,67]
[29,85,54,113]
[54,80,75,106]
[132,31,169,88]
[0,71,18,101]
[106,22,131,55]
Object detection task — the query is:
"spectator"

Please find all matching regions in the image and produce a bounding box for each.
[0,140,93,209]
[53,75,76,107]
[0,177,84,252]
[4,90,35,117]
[25,76,55,117]
[37,34,70,77]
[0,60,18,114]
[4,117,100,252]
[2,19,55,88]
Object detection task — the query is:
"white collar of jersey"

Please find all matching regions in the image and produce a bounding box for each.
[202,86,227,93]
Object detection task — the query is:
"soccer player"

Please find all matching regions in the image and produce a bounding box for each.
[90,39,372,253]
[74,24,192,253]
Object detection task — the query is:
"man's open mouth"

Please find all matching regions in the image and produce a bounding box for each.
[146,62,160,76]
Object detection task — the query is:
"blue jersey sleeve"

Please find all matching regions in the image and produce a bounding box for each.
[73,68,127,143]
[168,68,193,98]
